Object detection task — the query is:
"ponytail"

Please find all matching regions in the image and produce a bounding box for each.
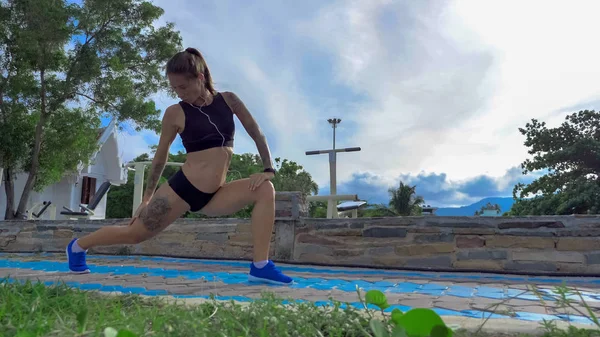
[166,48,217,95]
[185,47,201,57]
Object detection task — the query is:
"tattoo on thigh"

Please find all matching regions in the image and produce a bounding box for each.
[140,197,172,232]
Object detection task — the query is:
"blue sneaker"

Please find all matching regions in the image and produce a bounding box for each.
[66,238,90,274]
[248,260,293,285]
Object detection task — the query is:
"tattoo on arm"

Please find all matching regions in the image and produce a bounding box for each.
[141,106,177,201]
[143,162,166,201]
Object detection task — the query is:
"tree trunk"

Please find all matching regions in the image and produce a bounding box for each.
[3,167,15,219]
[0,79,13,220]
[15,68,47,218]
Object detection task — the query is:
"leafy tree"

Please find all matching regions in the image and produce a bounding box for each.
[0,107,35,219]
[0,0,182,218]
[1,0,39,219]
[386,182,425,216]
[308,201,328,218]
[226,153,264,182]
[510,109,600,215]
[271,158,319,197]
[345,182,426,218]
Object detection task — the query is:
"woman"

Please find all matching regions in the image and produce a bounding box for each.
[65,47,292,285]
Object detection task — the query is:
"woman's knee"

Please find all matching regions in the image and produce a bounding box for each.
[256,180,275,201]
[125,231,147,245]
[123,221,152,244]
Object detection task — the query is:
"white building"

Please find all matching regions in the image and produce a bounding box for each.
[479,209,501,216]
[474,202,502,217]
[421,204,438,216]
[0,119,128,220]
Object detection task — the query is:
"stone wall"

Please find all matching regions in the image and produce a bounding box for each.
[2,191,600,275]
[294,216,600,275]
[0,192,304,261]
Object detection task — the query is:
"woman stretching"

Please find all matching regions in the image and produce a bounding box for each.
[65,47,292,285]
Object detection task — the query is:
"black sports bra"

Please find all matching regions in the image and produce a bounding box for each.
[178,92,235,153]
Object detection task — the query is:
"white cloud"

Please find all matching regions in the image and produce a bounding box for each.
[435,0,600,173]
[297,0,498,182]
[297,0,600,186]
[149,0,336,183]
[126,0,600,205]
[336,165,542,206]
[114,129,157,163]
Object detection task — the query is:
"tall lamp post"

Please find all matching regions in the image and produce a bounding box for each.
[328,118,341,151]
[306,118,361,218]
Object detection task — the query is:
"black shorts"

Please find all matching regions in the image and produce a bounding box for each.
[167,169,218,212]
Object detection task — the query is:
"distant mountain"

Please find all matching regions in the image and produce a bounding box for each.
[435,197,515,216]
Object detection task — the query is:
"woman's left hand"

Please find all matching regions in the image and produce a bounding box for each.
[249,172,275,191]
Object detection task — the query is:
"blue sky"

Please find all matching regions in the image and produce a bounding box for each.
[106,0,600,207]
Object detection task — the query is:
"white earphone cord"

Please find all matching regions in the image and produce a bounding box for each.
[187,103,230,160]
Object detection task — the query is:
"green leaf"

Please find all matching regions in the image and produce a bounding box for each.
[369,318,390,337]
[116,330,138,337]
[393,308,449,337]
[390,308,404,325]
[391,325,408,337]
[365,289,390,310]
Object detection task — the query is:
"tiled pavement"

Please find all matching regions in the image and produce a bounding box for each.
[1,252,600,329]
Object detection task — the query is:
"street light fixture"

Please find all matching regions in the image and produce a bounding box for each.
[327,118,342,150]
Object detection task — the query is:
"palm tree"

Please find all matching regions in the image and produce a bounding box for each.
[373,182,425,216]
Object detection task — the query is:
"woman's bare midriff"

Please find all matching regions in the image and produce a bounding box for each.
[181,146,233,193]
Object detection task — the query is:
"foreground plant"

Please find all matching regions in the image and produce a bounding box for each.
[3,277,600,337]
[359,288,453,337]
[0,279,371,337]
[529,284,600,337]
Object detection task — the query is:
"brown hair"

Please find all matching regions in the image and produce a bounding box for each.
[165,47,216,95]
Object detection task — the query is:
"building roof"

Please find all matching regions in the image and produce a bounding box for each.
[96,127,107,141]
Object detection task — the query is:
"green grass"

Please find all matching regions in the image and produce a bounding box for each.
[0,279,373,337]
[1,279,600,337]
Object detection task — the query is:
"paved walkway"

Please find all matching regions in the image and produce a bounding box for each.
[1,252,600,334]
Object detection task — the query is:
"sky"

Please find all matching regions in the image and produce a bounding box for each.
[110,0,600,207]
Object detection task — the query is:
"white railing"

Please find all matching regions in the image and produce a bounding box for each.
[307,194,360,218]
